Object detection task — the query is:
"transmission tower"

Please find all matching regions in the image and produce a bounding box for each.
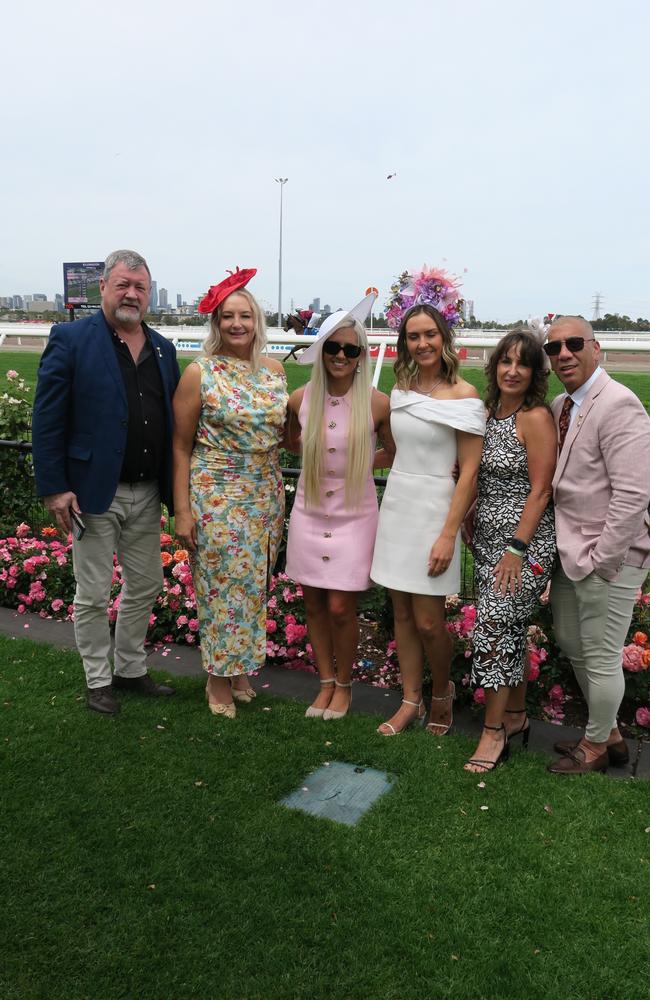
[591,292,603,321]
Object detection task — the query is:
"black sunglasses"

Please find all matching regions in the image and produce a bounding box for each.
[543,336,595,357]
[322,340,362,359]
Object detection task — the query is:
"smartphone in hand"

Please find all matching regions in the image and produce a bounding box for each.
[70,509,86,540]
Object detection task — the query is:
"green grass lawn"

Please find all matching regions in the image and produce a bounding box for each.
[3,350,650,412]
[2,635,650,1000]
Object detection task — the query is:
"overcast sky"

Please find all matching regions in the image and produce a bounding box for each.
[3,0,649,321]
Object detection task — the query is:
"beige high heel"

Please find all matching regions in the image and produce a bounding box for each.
[323,680,352,721]
[231,679,257,703]
[305,678,336,718]
[205,681,236,719]
[425,681,455,736]
[377,698,426,736]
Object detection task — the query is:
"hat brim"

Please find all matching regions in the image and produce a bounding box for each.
[295,292,377,365]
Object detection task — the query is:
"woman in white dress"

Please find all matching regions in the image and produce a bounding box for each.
[371,303,485,735]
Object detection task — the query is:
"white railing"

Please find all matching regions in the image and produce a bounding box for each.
[1,324,649,388]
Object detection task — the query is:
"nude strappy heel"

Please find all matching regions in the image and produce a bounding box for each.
[377,698,426,736]
[425,681,455,736]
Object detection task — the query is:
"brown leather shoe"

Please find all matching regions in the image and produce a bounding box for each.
[548,746,609,775]
[112,673,175,696]
[553,738,629,767]
[87,684,120,715]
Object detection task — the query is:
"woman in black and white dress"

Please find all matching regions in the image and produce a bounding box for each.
[464,328,556,772]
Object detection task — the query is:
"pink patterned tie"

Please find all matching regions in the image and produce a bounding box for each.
[558,396,573,453]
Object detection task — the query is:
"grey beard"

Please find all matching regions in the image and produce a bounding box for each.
[114,304,143,325]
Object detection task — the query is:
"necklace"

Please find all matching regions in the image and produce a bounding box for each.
[415,374,443,396]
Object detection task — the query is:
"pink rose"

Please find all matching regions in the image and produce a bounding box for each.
[473,687,485,705]
[285,622,307,645]
[548,684,565,704]
[188,618,200,632]
[635,706,650,728]
[16,522,31,538]
[176,615,188,626]
[528,662,540,682]
[17,604,26,614]
[622,644,646,673]
[266,619,278,633]
[185,634,195,644]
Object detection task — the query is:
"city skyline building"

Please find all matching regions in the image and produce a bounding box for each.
[149,281,158,311]
[159,287,168,309]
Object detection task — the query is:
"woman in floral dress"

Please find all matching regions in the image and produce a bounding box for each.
[173,269,288,718]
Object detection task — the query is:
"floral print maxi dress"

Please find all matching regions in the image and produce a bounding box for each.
[189,356,288,677]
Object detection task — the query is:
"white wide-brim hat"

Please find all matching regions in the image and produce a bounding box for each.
[296,291,377,365]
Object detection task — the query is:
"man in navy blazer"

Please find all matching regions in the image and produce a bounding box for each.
[32,249,181,715]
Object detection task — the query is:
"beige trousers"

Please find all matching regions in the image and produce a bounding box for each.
[551,562,647,742]
[72,482,163,689]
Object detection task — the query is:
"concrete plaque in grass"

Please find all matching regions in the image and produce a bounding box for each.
[281,762,394,826]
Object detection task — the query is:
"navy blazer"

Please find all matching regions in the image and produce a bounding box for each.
[32,310,181,514]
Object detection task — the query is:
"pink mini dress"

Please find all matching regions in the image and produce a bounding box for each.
[286,385,378,591]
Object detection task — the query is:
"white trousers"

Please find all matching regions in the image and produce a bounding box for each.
[72,482,163,688]
[551,562,647,742]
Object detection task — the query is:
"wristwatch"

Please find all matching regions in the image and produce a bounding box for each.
[508,536,527,553]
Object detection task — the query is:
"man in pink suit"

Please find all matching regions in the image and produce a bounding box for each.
[544,316,650,774]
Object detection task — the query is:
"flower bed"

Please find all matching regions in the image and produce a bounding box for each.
[1,523,649,731]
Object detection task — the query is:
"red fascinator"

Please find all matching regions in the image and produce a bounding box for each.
[197,267,257,314]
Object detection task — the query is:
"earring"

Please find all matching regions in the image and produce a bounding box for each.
[355,363,361,374]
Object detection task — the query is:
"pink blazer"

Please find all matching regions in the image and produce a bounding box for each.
[552,371,650,582]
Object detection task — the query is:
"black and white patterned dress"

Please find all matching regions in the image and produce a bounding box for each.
[472,411,556,689]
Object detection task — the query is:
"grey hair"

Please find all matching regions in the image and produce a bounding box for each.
[548,315,594,339]
[103,249,151,282]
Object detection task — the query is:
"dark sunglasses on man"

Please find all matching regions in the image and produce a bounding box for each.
[322,340,362,359]
[543,336,595,358]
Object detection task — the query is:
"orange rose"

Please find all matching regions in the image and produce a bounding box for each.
[633,631,648,646]
[173,549,189,563]
[160,532,173,545]
[643,649,650,667]
[161,552,173,567]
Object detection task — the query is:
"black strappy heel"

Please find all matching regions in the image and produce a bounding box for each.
[505,708,530,749]
[464,723,510,773]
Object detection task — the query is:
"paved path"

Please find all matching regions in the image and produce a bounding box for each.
[1,605,647,779]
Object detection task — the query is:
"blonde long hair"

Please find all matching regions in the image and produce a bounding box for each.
[302,319,372,508]
[203,288,267,371]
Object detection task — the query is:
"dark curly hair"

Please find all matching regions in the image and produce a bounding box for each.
[394,304,460,389]
[484,328,549,414]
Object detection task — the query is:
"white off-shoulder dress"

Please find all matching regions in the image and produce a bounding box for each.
[370,391,486,596]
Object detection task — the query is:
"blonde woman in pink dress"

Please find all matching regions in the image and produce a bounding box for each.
[286,293,395,720]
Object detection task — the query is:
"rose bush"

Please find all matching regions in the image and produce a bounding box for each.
[1,523,648,730]
[0,371,40,534]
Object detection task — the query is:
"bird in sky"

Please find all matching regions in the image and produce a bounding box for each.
[386,172,397,179]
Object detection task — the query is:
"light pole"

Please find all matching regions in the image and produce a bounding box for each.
[275,177,288,328]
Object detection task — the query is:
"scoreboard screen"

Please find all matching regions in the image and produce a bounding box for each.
[63,262,103,309]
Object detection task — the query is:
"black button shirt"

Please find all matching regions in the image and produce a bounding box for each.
[111,327,166,483]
